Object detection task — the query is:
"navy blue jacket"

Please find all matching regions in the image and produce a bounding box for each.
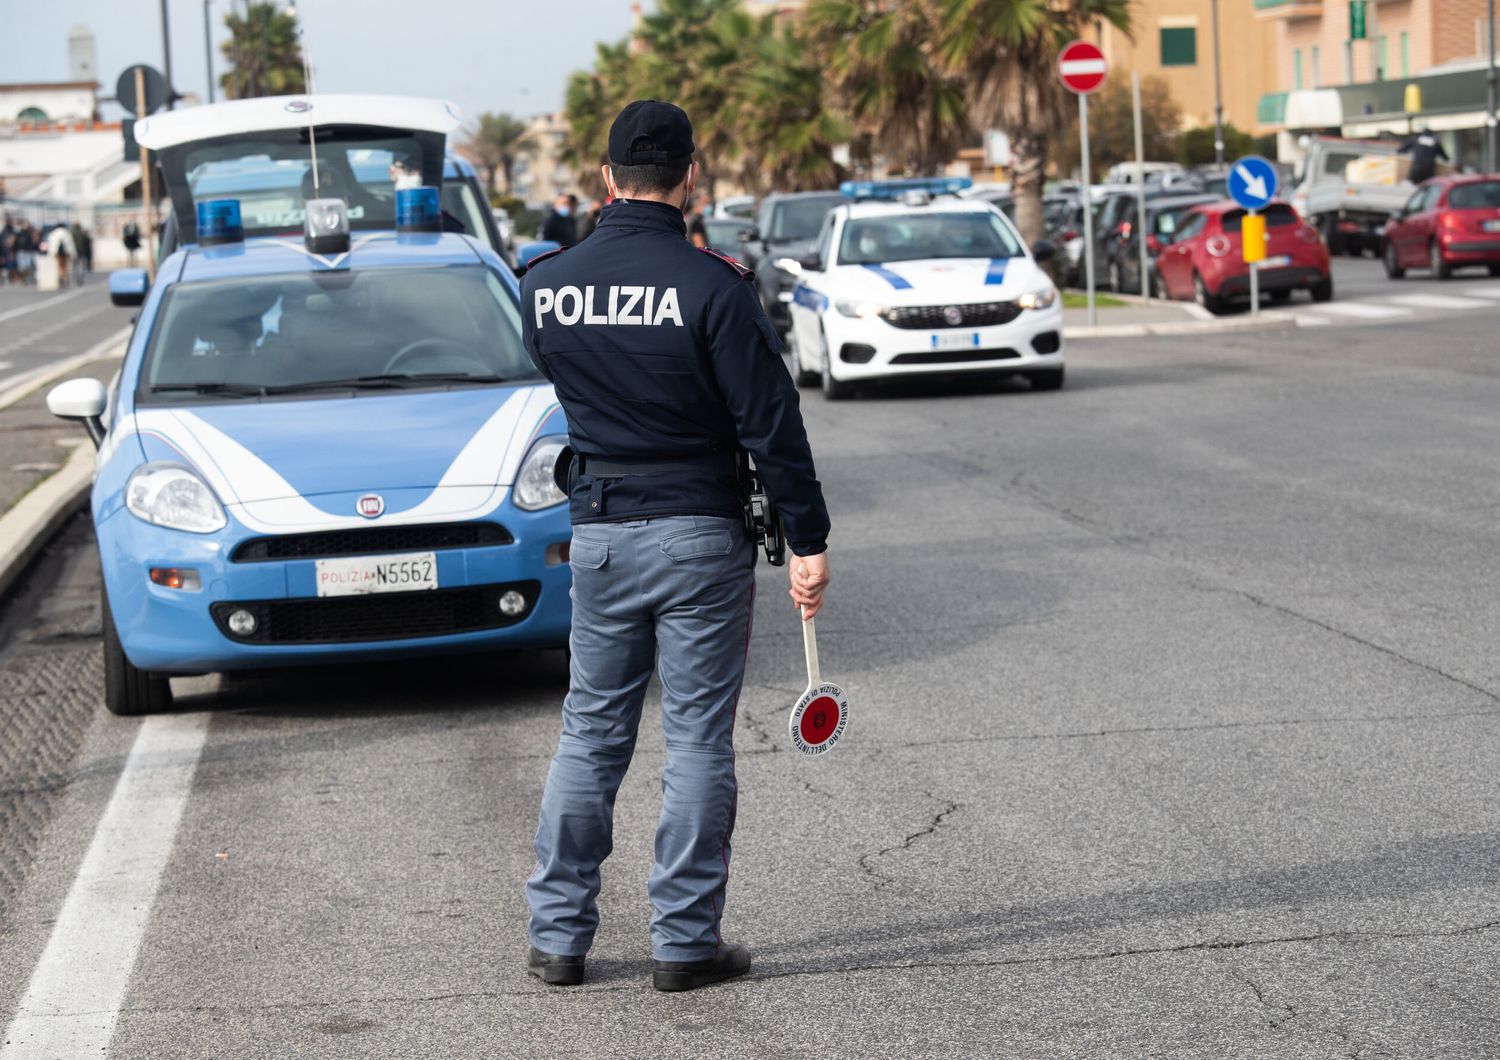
[521,198,830,555]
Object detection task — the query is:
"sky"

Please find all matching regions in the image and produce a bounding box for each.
[7,0,640,125]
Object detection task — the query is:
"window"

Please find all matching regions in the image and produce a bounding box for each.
[1160,26,1197,66]
[1222,205,1297,233]
[1400,32,1410,76]
[1448,181,1500,209]
[1294,49,1303,90]
[815,212,837,270]
[1377,36,1388,79]
[1311,46,1320,87]
[1174,212,1208,243]
[17,106,47,123]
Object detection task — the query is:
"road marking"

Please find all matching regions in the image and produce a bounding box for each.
[1294,314,1332,327]
[0,713,209,1059]
[0,362,10,372]
[1181,302,1215,321]
[0,325,132,412]
[1387,293,1487,309]
[1457,286,1500,299]
[0,288,91,325]
[1304,301,1410,318]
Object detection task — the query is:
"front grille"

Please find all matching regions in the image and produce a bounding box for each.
[233,522,512,562]
[882,302,1022,330]
[889,348,1021,366]
[211,581,540,644]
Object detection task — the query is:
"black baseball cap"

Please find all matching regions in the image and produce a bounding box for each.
[608,100,696,165]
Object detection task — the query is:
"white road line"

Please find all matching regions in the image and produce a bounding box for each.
[1303,301,1411,318]
[1180,302,1215,321]
[0,288,91,325]
[1457,286,1500,299]
[1387,293,1487,309]
[1294,314,1332,327]
[0,362,10,372]
[1,713,209,1060]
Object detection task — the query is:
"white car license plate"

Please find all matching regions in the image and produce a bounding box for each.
[315,552,439,597]
[930,332,982,350]
[1260,255,1292,268]
[1483,219,1500,232]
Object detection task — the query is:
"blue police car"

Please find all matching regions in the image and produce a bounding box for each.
[46,96,572,714]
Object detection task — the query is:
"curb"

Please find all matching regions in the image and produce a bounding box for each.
[1067,314,1300,339]
[0,325,133,413]
[0,442,94,601]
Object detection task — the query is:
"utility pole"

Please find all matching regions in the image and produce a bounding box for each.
[203,0,215,102]
[1211,0,1224,166]
[1489,0,1497,172]
[159,0,176,108]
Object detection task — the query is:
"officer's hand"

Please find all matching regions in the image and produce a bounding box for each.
[791,555,829,620]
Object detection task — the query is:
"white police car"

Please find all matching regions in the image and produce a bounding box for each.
[46,96,572,715]
[782,178,1064,398]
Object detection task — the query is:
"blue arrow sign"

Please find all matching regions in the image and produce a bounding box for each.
[1228,155,1278,211]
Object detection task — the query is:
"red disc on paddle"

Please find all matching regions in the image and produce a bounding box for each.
[799,695,841,745]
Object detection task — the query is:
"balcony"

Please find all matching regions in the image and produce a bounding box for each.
[1254,0,1323,20]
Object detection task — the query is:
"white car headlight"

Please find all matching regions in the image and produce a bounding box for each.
[125,464,227,534]
[514,437,568,511]
[834,299,887,319]
[1017,286,1058,311]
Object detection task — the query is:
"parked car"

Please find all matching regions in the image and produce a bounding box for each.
[739,190,848,330]
[1381,175,1500,279]
[1087,186,1175,290]
[1155,200,1332,314]
[1113,193,1219,295]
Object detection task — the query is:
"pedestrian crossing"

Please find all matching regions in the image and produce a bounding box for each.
[1286,283,1500,328]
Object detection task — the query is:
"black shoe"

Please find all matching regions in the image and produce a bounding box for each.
[526,946,585,986]
[653,941,752,992]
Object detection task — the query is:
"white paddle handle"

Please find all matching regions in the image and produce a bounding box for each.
[801,606,821,687]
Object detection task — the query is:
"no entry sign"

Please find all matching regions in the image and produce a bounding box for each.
[1059,40,1108,95]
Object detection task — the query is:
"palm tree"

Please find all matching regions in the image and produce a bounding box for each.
[219,1,305,99]
[465,112,532,195]
[563,41,633,198]
[804,0,971,175]
[736,24,848,193]
[929,0,1133,243]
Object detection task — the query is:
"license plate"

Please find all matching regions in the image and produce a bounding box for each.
[315,552,439,597]
[1483,220,1500,232]
[930,332,981,350]
[1260,255,1292,268]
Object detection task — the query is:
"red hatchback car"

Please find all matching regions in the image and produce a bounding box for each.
[1155,200,1333,314]
[1381,175,1500,279]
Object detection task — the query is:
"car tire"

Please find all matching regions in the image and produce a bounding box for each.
[788,329,818,387]
[1268,289,1292,305]
[1430,241,1452,279]
[1488,263,1500,277]
[1108,260,1122,293]
[819,329,853,401]
[1310,277,1334,302]
[1383,240,1405,279]
[1028,367,1065,392]
[102,584,172,716]
[1193,272,1226,315]
[1321,216,1344,256]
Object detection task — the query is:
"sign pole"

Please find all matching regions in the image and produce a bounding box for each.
[134,66,157,284]
[1132,73,1149,300]
[1080,92,1095,326]
[1249,249,1259,317]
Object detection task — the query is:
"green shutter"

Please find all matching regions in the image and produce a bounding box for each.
[1257,91,1288,125]
[1160,27,1197,67]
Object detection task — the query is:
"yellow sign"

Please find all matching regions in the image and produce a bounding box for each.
[1241,212,1266,263]
[1404,83,1423,114]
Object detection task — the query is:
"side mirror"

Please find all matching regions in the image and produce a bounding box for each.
[515,240,561,269]
[108,268,148,307]
[47,377,108,448]
[737,227,756,243]
[1032,239,1057,264]
[774,256,805,276]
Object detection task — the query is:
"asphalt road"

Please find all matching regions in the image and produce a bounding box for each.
[3,263,1500,1058]
[0,284,132,395]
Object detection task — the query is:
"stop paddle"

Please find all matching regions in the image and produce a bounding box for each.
[788,604,848,756]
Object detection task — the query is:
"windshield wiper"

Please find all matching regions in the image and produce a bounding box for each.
[262,373,515,394]
[151,382,265,397]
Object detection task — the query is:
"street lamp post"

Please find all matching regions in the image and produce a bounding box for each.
[1211,0,1224,166]
[159,0,176,108]
[203,0,215,103]
[1489,0,1497,172]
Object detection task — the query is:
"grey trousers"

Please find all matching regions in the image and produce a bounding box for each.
[526,515,755,961]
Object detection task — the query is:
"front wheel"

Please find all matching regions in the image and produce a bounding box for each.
[1487,263,1500,277]
[102,585,173,716]
[1193,272,1226,315]
[1321,216,1344,256]
[1430,241,1453,279]
[819,330,853,401]
[788,327,818,387]
[1383,240,1405,279]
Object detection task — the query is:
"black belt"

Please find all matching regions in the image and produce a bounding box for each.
[579,453,737,478]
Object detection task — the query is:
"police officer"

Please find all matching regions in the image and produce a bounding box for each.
[521,100,831,992]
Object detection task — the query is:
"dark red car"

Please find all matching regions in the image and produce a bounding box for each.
[1381,175,1500,279]
[1155,200,1332,314]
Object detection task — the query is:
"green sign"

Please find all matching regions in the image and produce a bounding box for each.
[1350,0,1367,41]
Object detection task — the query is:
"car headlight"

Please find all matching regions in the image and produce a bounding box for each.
[125,463,227,534]
[1017,287,1058,310]
[835,299,888,319]
[514,436,568,511]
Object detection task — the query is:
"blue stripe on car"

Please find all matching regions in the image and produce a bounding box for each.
[985,258,1008,285]
[792,283,829,311]
[862,264,912,290]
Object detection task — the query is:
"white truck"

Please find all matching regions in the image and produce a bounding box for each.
[1288,136,1414,257]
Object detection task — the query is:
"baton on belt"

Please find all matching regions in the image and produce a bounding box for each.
[788,574,848,756]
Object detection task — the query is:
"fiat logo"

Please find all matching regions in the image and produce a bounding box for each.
[943,305,964,326]
[356,494,385,518]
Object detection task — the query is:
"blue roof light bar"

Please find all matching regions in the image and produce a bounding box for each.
[838,176,974,201]
[396,186,442,233]
[196,199,244,246]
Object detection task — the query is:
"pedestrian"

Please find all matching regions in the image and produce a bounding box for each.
[1399,126,1450,185]
[573,198,600,242]
[45,223,75,288]
[15,220,37,284]
[519,99,831,993]
[123,220,142,267]
[0,216,16,286]
[540,193,577,247]
[70,221,92,282]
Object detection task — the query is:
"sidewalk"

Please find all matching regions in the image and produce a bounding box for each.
[1063,293,1297,338]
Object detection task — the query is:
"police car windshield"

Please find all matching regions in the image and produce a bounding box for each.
[838,212,1023,266]
[771,197,843,241]
[139,266,536,403]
